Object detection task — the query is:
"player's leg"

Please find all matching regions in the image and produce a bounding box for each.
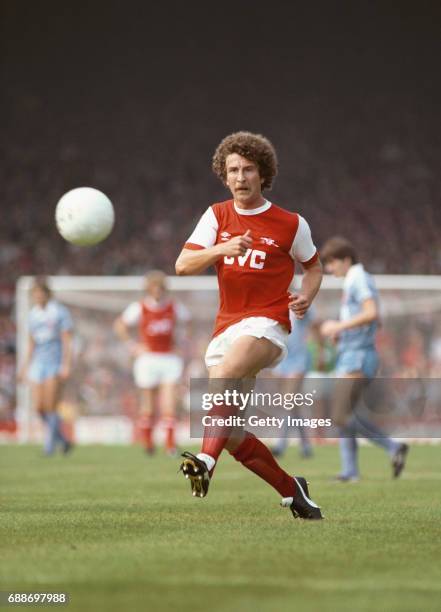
[202,334,281,461]
[181,336,278,497]
[219,345,308,501]
[31,381,45,418]
[139,388,156,454]
[181,335,280,496]
[273,375,312,458]
[333,371,405,479]
[348,411,407,478]
[158,354,183,455]
[297,419,313,457]
[182,334,323,517]
[229,431,322,519]
[332,373,365,480]
[158,381,178,455]
[338,347,408,478]
[31,381,51,454]
[351,348,408,476]
[337,436,359,482]
[133,353,159,454]
[271,376,292,457]
[222,348,322,518]
[41,375,70,454]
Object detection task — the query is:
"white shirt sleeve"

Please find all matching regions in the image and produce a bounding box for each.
[185,207,219,248]
[289,215,317,263]
[58,303,74,332]
[352,268,375,303]
[121,302,142,326]
[175,302,192,322]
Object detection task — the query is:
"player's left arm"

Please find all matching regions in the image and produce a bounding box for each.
[288,215,323,319]
[341,297,378,329]
[59,306,74,380]
[60,329,73,380]
[289,259,323,319]
[17,334,35,383]
[321,298,378,338]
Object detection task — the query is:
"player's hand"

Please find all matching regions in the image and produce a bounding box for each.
[59,364,71,381]
[129,342,146,358]
[320,319,343,340]
[288,292,310,319]
[220,230,253,257]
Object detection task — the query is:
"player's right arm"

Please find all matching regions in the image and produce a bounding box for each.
[17,335,35,382]
[288,215,322,318]
[113,303,144,356]
[175,206,252,275]
[113,316,131,343]
[176,233,252,275]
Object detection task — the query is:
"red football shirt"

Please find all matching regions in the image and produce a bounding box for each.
[184,199,318,337]
[139,300,176,352]
[121,298,190,353]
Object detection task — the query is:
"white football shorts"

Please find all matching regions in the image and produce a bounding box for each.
[205,317,289,369]
[133,352,183,389]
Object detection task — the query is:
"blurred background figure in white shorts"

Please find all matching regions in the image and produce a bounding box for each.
[114,271,191,455]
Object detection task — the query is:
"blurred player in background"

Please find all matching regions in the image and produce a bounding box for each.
[114,271,191,456]
[320,237,409,481]
[175,131,323,520]
[18,277,73,455]
[271,307,315,458]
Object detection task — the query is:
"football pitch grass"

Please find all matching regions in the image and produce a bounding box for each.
[1,444,440,612]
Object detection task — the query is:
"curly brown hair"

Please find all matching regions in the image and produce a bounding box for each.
[212,131,278,190]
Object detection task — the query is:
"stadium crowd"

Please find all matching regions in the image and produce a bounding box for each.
[2,90,441,284]
[1,90,440,422]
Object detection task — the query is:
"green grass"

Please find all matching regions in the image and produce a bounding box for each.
[1,444,441,612]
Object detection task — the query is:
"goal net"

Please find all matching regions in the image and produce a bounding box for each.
[15,275,441,443]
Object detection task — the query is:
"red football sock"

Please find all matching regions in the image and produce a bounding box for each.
[163,416,176,451]
[138,415,154,451]
[230,433,296,497]
[201,403,237,464]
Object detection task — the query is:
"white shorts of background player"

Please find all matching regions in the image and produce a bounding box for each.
[133,352,184,389]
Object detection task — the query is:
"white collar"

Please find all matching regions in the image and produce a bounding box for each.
[233,199,272,216]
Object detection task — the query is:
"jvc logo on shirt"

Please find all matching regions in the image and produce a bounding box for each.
[147,319,173,334]
[224,249,266,269]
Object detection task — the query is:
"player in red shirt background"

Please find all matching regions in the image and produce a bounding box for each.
[114,270,190,455]
[175,132,324,520]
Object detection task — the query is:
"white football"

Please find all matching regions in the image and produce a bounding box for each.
[55,187,115,246]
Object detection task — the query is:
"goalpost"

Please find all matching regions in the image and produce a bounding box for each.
[15,275,441,444]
